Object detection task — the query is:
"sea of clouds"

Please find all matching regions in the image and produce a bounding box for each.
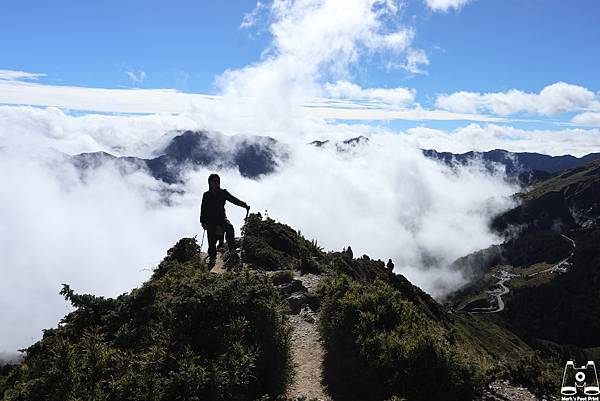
[1,0,598,358]
[0,106,517,357]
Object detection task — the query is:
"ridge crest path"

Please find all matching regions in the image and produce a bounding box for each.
[286,272,332,401]
[204,251,331,400]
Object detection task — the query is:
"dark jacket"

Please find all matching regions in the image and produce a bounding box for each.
[200,188,246,226]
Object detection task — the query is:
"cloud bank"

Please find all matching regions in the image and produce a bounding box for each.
[436,82,597,116]
[0,72,504,125]
[406,123,600,157]
[0,70,46,81]
[0,107,518,356]
[324,80,416,106]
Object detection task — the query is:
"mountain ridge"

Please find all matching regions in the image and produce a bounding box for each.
[68,131,600,187]
[1,211,574,400]
[447,158,600,363]
[72,130,288,183]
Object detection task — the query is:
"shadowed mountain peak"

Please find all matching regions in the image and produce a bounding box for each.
[72,130,287,183]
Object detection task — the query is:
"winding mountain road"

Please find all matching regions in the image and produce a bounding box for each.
[529,234,576,277]
[470,234,576,314]
[470,271,516,313]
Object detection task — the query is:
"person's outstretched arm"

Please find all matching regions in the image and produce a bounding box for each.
[224,190,250,210]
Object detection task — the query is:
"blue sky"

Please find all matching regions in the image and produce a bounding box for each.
[2,0,598,94]
[1,1,268,92]
[1,0,599,130]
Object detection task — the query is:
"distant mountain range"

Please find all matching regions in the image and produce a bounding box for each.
[71,130,288,183]
[68,130,600,187]
[493,158,600,231]
[423,148,600,174]
[423,148,600,186]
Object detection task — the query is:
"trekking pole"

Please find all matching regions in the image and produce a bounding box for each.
[199,228,206,252]
[241,208,250,265]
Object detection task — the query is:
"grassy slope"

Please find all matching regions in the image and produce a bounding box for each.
[525,158,600,200]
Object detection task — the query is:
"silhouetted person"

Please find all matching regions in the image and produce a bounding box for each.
[387,258,394,272]
[200,174,249,267]
[345,246,353,259]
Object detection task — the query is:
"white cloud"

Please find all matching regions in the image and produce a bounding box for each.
[435,91,481,114]
[402,48,430,74]
[126,70,146,85]
[0,106,207,157]
[436,82,597,116]
[216,0,416,130]
[424,0,473,12]
[371,29,415,52]
[571,111,600,126]
[324,80,416,106]
[0,75,502,125]
[305,103,504,122]
[0,69,46,81]
[0,148,199,355]
[406,123,600,157]
[0,78,219,114]
[241,1,268,28]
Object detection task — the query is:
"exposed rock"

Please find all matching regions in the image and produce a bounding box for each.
[300,305,317,324]
[287,292,309,314]
[277,279,308,297]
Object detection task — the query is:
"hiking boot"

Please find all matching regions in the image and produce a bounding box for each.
[208,258,216,269]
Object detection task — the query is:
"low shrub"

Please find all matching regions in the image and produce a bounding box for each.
[2,238,292,401]
[319,275,480,401]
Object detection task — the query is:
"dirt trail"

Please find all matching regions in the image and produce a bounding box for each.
[205,255,331,400]
[287,311,331,401]
[204,249,240,273]
[286,273,331,401]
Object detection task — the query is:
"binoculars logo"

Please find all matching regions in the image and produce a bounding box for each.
[561,361,600,396]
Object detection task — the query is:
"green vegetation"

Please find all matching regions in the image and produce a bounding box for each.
[488,353,562,395]
[2,212,578,400]
[242,213,324,272]
[504,228,600,347]
[525,159,600,201]
[502,231,571,268]
[1,238,292,401]
[493,159,600,234]
[449,313,532,370]
[0,364,17,397]
[319,275,479,401]
[242,215,568,398]
[450,313,565,395]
